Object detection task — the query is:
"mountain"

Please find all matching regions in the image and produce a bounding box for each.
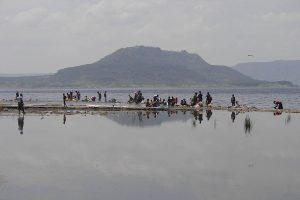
[233,60,300,86]
[0,46,293,88]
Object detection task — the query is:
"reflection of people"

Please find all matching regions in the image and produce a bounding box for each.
[273,112,282,116]
[198,113,203,124]
[231,112,236,122]
[244,115,252,134]
[18,116,24,134]
[206,110,212,120]
[63,114,66,124]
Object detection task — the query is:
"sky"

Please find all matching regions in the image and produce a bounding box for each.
[0,0,299,74]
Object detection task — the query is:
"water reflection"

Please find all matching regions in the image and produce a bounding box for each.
[192,111,204,124]
[231,112,236,122]
[63,113,66,125]
[285,114,292,125]
[244,115,252,135]
[206,110,212,121]
[106,111,191,127]
[106,110,215,128]
[17,116,24,135]
[1,111,299,200]
[273,111,282,116]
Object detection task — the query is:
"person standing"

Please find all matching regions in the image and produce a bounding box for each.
[17,93,25,115]
[206,92,212,105]
[104,91,107,102]
[16,91,19,100]
[63,93,67,108]
[97,91,102,101]
[231,94,236,106]
[198,91,203,102]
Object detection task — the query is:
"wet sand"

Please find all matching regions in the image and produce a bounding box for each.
[0,100,299,115]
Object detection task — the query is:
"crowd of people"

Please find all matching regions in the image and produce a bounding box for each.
[12,90,285,115]
[128,90,144,104]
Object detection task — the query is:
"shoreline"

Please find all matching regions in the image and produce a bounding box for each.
[1,102,299,115]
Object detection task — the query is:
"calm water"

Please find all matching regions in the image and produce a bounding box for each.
[1,87,300,109]
[0,111,299,200]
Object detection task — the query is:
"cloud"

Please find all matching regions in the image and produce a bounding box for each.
[0,0,299,73]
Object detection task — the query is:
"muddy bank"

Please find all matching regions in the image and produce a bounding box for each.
[0,101,299,115]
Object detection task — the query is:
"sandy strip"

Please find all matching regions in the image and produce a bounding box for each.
[0,101,299,115]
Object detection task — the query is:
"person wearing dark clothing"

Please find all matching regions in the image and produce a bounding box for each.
[17,93,25,115]
[97,91,102,101]
[192,92,198,106]
[274,100,283,109]
[198,91,203,102]
[104,91,107,102]
[231,94,236,106]
[63,93,67,108]
[206,92,212,105]
[16,91,19,100]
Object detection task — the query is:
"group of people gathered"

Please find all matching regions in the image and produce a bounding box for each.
[129,90,284,110]
[138,91,213,108]
[190,91,212,106]
[128,90,144,104]
[63,90,107,107]
[145,95,179,107]
[14,90,284,113]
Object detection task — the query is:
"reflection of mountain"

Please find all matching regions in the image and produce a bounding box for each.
[105,111,193,127]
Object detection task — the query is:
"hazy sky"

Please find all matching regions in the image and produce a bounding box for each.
[0,0,299,73]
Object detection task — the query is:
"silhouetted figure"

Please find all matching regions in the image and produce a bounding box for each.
[18,115,24,135]
[231,94,236,106]
[206,92,212,105]
[231,112,236,122]
[191,92,198,106]
[16,91,19,100]
[206,109,212,120]
[63,114,66,124]
[104,91,107,102]
[17,93,25,115]
[198,91,203,102]
[97,91,102,101]
[63,93,67,107]
[180,98,187,106]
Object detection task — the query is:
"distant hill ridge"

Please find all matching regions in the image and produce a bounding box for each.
[0,46,294,88]
[233,60,300,85]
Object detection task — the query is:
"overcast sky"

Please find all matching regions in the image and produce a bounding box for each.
[0,0,299,74]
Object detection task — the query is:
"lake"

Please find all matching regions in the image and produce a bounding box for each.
[0,110,299,200]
